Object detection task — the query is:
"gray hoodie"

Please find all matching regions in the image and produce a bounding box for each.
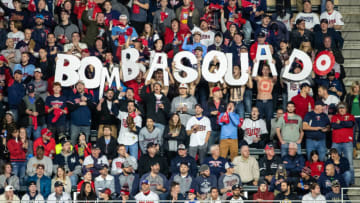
[153,8,176,33]
[139,127,162,154]
[0,174,19,191]
[170,95,197,126]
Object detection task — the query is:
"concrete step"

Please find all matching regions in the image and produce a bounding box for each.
[355,168,360,177]
[353,159,360,167]
[343,23,360,32]
[342,31,360,41]
[355,178,360,186]
[342,49,360,59]
[339,5,360,14]
[342,14,360,23]
[343,41,360,49]
[343,59,360,68]
[345,77,360,87]
[345,68,360,78]
[338,0,360,6]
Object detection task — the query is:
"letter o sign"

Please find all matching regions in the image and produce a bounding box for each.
[313,51,335,76]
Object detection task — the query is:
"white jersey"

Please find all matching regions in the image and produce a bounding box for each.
[285,79,313,101]
[7,31,24,48]
[82,155,109,167]
[186,116,212,147]
[117,111,142,145]
[295,12,320,29]
[111,155,138,175]
[320,10,344,28]
[134,191,159,203]
[192,26,214,47]
[47,192,71,203]
[241,118,268,145]
[323,95,340,115]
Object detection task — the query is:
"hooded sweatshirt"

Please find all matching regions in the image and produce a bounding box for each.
[253,183,275,203]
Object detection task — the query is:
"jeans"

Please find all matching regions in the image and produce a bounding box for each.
[26,125,43,140]
[256,99,273,128]
[306,139,327,161]
[207,130,220,152]
[343,170,352,187]
[189,143,208,164]
[243,20,253,43]
[70,124,91,145]
[126,142,139,159]
[11,161,26,185]
[281,143,301,158]
[69,174,78,187]
[154,123,165,145]
[234,101,245,119]
[332,142,354,184]
[244,89,253,114]
[321,0,326,13]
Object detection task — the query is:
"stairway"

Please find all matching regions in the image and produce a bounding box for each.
[339,0,360,88]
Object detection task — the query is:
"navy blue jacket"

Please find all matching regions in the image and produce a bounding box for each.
[67,92,95,126]
[204,99,226,131]
[325,157,350,175]
[31,27,51,51]
[282,154,305,177]
[53,152,80,172]
[170,155,198,177]
[194,174,217,194]
[317,171,346,195]
[202,156,227,177]
[7,81,25,109]
[303,111,330,140]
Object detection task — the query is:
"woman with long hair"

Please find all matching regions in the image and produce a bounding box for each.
[7,20,24,48]
[77,169,95,192]
[77,181,97,201]
[1,111,17,136]
[74,132,92,164]
[345,81,360,150]
[305,150,324,179]
[299,40,315,62]
[19,127,33,159]
[6,129,26,185]
[0,163,19,192]
[51,166,72,193]
[141,23,159,49]
[163,113,187,160]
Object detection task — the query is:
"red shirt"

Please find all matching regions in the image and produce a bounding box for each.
[7,139,26,161]
[124,79,145,102]
[305,161,324,177]
[33,137,56,158]
[291,94,314,119]
[331,113,355,143]
[179,7,190,32]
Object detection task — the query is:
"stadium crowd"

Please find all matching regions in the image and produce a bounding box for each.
[0,0,354,201]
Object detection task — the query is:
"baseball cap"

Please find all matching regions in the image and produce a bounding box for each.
[315,100,325,106]
[5,185,14,192]
[194,46,203,52]
[146,142,156,149]
[179,83,188,89]
[36,14,44,19]
[232,184,242,190]
[296,19,305,25]
[122,161,131,168]
[141,179,149,185]
[14,69,22,75]
[34,68,42,73]
[119,14,127,20]
[212,86,221,94]
[225,162,234,169]
[257,32,266,38]
[303,0,311,3]
[92,143,100,149]
[264,144,274,151]
[331,180,340,187]
[54,181,64,187]
[61,138,70,146]
[28,181,36,186]
[5,111,14,117]
[81,48,90,54]
[99,188,112,196]
[188,188,196,194]
[338,103,346,109]
[300,83,310,89]
[302,166,312,176]
[27,83,35,93]
[199,164,209,172]
[100,164,109,170]
[41,128,52,137]
[320,18,328,24]
[178,144,186,150]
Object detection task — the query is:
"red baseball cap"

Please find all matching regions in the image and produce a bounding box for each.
[41,128,52,137]
[212,86,221,94]
[264,144,274,150]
